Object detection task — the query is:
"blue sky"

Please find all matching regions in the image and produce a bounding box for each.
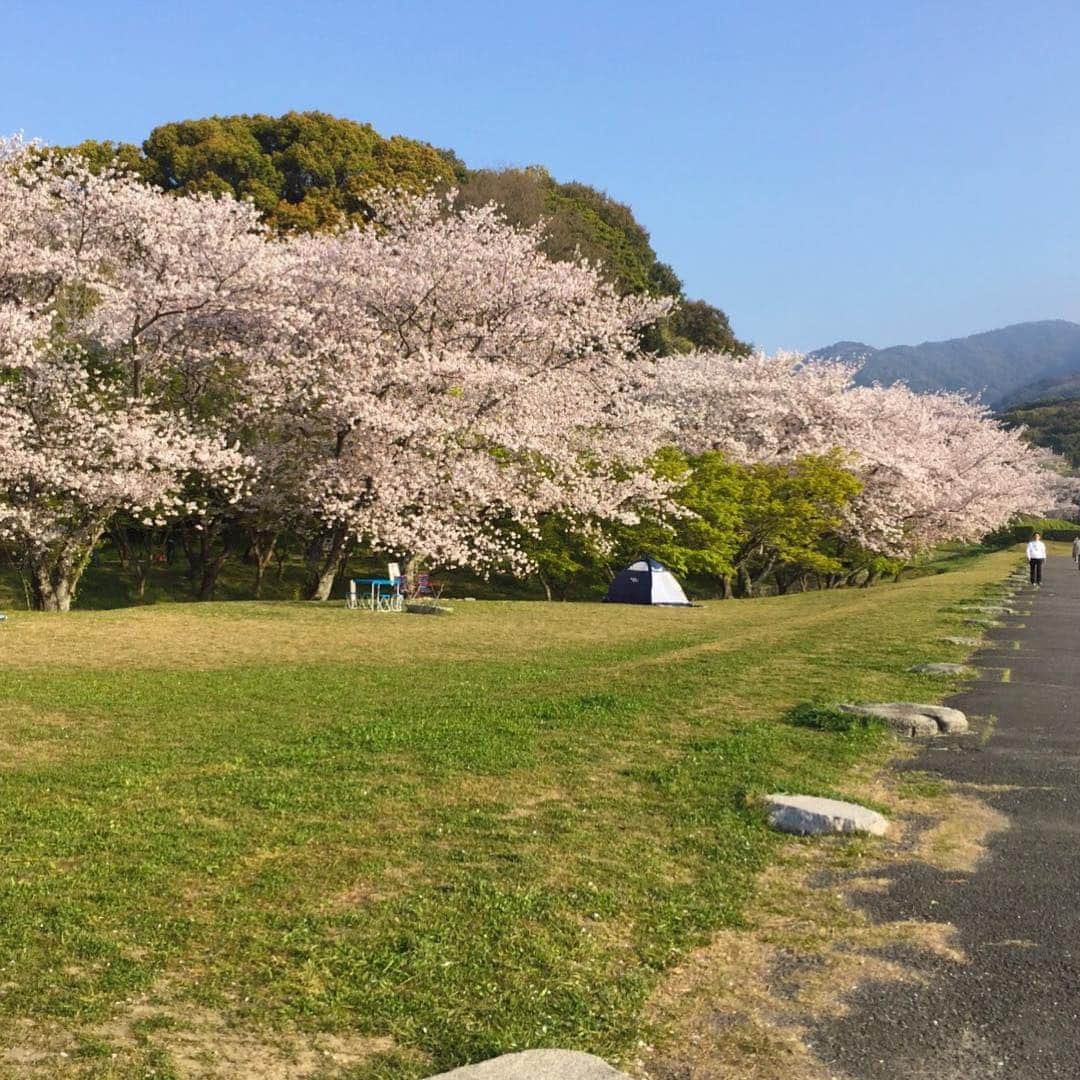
[3,0,1079,351]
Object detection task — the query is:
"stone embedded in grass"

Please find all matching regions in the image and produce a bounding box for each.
[942,636,982,646]
[839,702,969,737]
[958,605,1011,615]
[426,1050,632,1079]
[764,794,888,837]
[909,662,970,675]
[405,603,454,615]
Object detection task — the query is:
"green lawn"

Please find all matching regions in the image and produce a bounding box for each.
[0,550,1019,1078]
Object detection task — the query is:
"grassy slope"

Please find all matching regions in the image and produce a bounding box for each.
[0,549,1019,1078]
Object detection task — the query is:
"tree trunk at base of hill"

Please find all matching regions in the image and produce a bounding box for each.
[181,520,238,602]
[249,530,279,599]
[775,566,804,595]
[23,521,107,612]
[110,524,161,601]
[737,566,753,598]
[304,526,350,601]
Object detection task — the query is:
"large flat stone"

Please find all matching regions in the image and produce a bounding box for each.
[840,702,969,737]
[765,794,888,837]
[427,1050,632,1079]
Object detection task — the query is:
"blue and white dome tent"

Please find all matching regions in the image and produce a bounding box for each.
[604,557,691,606]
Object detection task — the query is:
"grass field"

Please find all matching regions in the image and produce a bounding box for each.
[0,549,1020,1078]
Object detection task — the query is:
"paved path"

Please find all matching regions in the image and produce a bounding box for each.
[810,555,1080,1079]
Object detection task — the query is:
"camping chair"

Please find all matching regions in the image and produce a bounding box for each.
[400,570,442,602]
[413,572,443,600]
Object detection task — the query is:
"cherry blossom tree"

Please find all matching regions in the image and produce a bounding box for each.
[0,139,270,609]
[248,193,674,599]
[648,349,1059,560]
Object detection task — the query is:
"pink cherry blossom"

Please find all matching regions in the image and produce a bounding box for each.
[0,140,262,609]
[648,349,1062,558]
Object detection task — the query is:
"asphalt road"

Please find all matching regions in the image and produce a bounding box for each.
[809,555,1080,1079]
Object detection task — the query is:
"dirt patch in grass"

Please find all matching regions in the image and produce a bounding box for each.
[103,1003,407,1079]
[0,703,78,769]
[634,766,1003,1080]
[636,864,961,1079]
[323,860,428,913]
[498,787,572,820]
[0,1005,424,1079]
[911,792,1009,873]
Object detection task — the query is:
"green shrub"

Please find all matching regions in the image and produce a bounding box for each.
[984,516,1080,547]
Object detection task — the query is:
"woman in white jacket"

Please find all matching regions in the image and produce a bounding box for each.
[1027,533,1047,587]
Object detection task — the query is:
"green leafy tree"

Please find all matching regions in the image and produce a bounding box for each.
[622,449,861,598]
[518,515,614,601]
[70,112,458,233]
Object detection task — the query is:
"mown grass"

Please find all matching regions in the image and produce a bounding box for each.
[0,549,1019,1077]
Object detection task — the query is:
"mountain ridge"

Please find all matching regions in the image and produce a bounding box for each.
[811,319,1080,407]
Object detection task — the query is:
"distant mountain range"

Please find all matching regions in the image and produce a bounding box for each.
[810,320,1080,408]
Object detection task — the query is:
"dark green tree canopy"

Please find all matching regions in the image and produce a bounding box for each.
[72,111,457,233]
[66,111,748,354]
[455,166,748,355]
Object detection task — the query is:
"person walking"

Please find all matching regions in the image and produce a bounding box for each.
[1028,533,1047,588]
[1072,535,1080,570]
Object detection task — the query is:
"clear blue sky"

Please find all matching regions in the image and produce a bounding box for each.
[4,0,1079,351]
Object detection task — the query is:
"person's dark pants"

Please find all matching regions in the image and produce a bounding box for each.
[1030,558,1044,584]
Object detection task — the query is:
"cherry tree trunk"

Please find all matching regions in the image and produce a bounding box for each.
[28,570,76,612]
[304,526,350,601]
[249,530,278,599]
[110,524,157,601]
[23,522,106,612]
[403,553,422,586]
[181,522,235,602]
[537,572,554,602]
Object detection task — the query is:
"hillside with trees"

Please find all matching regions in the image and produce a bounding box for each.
[67,111,746,357]
[812,320,1080,407]
[999,397,1080,468]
